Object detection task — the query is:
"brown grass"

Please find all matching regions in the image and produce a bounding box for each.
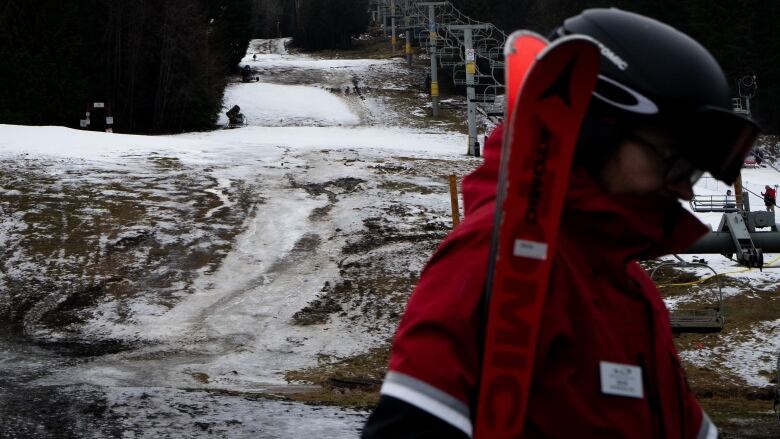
[284,347,391,408]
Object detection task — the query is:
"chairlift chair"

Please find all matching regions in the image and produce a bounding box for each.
[650,260,725,333]
[689,194,739,213]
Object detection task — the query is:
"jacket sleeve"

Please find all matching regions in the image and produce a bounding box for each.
[362,206,495,438]
[361,395,470,439]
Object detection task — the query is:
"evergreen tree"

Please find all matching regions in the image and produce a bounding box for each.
[0,0,254,133]
[292,0,369,50]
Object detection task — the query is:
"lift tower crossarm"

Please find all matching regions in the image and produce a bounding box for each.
[681,212,768,268]
[446,24,492,31]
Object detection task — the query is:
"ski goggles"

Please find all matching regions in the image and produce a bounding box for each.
[628,133,704,185]
[637,107,760,185]
[591,75,760,185]
[683,107,761,184]
[624,110,759,186]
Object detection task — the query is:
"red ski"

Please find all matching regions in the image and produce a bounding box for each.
[475,36,600,438]
[503,31,548,127]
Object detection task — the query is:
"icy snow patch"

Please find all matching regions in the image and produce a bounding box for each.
[219,82,359,127]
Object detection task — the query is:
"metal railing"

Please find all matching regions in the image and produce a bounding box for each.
[690,195,739,213]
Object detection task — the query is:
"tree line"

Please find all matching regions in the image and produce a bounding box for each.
[8,2,772,133]
[252,0,369,50]
[449,0,780,133]
[0,0,251,134]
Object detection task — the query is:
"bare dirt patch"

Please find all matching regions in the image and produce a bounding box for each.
[0,157,257,351]
[284,346,390,408]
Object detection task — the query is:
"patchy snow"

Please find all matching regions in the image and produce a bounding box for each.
[5,35,780,438]
[681,319,780,387]
[103,386,367,438]
[0,36,478,437]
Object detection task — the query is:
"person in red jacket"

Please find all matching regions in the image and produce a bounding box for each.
[762,185,776,212]
[362,9,759,439]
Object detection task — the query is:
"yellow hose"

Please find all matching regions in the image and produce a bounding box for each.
[657,255,780,287]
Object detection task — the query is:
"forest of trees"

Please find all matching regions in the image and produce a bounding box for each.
[0,0,369,132]
[292,0,370,50]
[1,2,776,133]
[449,0,780,133]
[0,0,251,133]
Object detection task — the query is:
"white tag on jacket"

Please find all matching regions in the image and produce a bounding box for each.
[600,361,644,399]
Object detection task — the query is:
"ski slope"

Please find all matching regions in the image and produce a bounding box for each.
[1,37,780,437]
[0,38,476,437]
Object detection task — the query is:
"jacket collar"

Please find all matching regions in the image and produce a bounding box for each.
[462,124,708,270]
[562,167,709,271]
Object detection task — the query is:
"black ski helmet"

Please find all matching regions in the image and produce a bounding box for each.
[552,8,759,184]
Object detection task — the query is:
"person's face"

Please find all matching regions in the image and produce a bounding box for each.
[597,127,698,201]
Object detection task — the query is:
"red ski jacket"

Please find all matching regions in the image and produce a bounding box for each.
[363,125,717,439]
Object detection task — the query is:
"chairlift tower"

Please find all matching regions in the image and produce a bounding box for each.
[418,2,447,117]
[406,1,506,149]
[390,0,397,52]
[448,24,491,155]
[379,0,389,37]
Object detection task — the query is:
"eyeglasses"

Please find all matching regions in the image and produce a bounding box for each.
[628,133,704,185]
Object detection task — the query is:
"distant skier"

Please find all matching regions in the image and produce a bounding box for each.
[762,185,776,212]
[362,9,759,439]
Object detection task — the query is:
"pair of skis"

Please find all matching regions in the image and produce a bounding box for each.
[474,33,600,437]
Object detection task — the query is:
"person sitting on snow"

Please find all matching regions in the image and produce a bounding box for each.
[362,9,759,439]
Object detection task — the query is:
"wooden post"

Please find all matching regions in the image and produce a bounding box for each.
[449,175,460,227]
[735,172,745,211]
